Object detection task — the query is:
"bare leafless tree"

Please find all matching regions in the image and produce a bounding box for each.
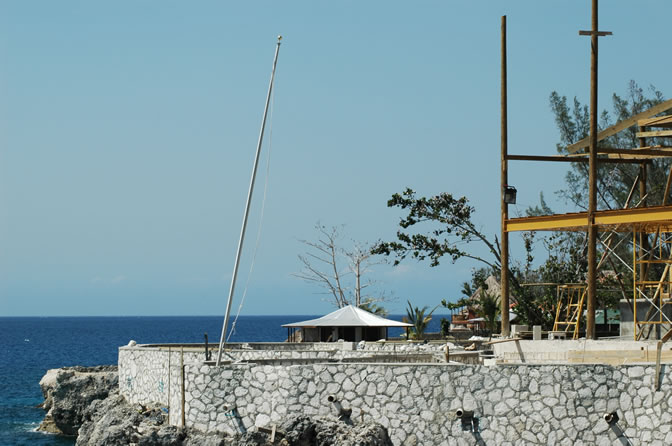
[294,223,391,313]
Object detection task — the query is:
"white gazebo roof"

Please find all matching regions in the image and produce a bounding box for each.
[283,305,412,328]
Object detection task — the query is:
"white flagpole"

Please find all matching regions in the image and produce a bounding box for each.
[216,36,282,366]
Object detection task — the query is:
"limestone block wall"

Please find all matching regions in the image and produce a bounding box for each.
[218,342,359,351]
[119,346,206,425]
[179,362,672,445]
[118,343,364,425]
[360,341,446,351]
[120,344,672,445]
[222,349,338,362]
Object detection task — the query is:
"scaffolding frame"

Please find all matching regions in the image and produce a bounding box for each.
[505,111,672,339]
[633,229,672,339]
[553,284,587,340]
[498,0,672,338]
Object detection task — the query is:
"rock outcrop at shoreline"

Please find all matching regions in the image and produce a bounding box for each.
[38,365,119,436]
[38,366,393,445]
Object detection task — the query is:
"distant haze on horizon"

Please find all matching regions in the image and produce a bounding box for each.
[2,1,671,317]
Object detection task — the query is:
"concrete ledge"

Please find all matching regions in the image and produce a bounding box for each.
[493,339,672,365]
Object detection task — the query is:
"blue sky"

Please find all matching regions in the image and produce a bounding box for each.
[2,1,672,316]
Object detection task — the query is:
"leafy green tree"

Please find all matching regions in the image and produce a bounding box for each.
[373,82,664,332]
[440,298,470,312]
[371,189,529,323]
[550,81,668,210]
[358,298,389,317]
[534,81,665,323]
[403,300,437,340]
[509,83,666,327]
[460,268,490,299]
[371,188,502,271]
[440,318,451,337]
[477,291,500,334]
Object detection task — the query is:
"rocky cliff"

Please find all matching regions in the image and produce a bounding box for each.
[38,365,119,436]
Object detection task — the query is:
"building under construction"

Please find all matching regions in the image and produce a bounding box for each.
[498,5,672,346]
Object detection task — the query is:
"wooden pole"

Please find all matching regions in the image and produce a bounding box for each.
[167,347,171,414]
[180,346,186,427]
[638,126,649,284]
[500,15,510,337]
[639,161,648,281]
[578,0,611,340]
[586,0,599,340]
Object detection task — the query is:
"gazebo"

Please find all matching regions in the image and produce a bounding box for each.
[283,305,412,342]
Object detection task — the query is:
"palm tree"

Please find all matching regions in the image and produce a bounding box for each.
[477,291,500,335]
[358,299,388,317]
[403,300,438,340]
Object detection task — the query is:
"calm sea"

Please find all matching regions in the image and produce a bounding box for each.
[0,315,445,445]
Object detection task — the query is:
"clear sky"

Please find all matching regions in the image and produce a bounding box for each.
[2,1,672,316]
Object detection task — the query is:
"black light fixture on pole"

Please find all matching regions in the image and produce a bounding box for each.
[503,185,517,204]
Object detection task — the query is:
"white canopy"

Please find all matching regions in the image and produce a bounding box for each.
[283,305,412,328]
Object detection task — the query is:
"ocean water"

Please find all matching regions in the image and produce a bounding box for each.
[0,314,445,445]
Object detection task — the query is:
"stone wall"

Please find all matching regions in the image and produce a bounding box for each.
[119,344,672,445]
[118,342,451,425]
[118,346,196,425]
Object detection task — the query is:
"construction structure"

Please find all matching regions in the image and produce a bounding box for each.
[499,0,672,340]
[552,284,586,340]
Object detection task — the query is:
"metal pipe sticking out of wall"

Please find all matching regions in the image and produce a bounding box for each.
[326,395,352,422]
[456,409,474,419]
[604,411,619,424]
[456,409,478,433]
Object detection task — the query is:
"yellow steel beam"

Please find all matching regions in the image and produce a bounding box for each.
[505,205,672,232]
[506,212,587,232]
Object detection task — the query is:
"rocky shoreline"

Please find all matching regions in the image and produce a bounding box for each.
[37,366,393,445]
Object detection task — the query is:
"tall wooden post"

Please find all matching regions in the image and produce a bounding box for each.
[586,0,599,340]
[638,129,648,282]
[500,15,510,337]
[639,162,648,280]
[638,125,647,208]
[579,0,611,340]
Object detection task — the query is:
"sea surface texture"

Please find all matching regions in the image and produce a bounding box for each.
[0,314,436,445]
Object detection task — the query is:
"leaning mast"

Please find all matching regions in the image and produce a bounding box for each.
[216,36,282,366]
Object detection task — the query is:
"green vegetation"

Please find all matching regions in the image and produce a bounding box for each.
[374,81,665,331]
[476,291,500,334]
[403,300,438,340]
